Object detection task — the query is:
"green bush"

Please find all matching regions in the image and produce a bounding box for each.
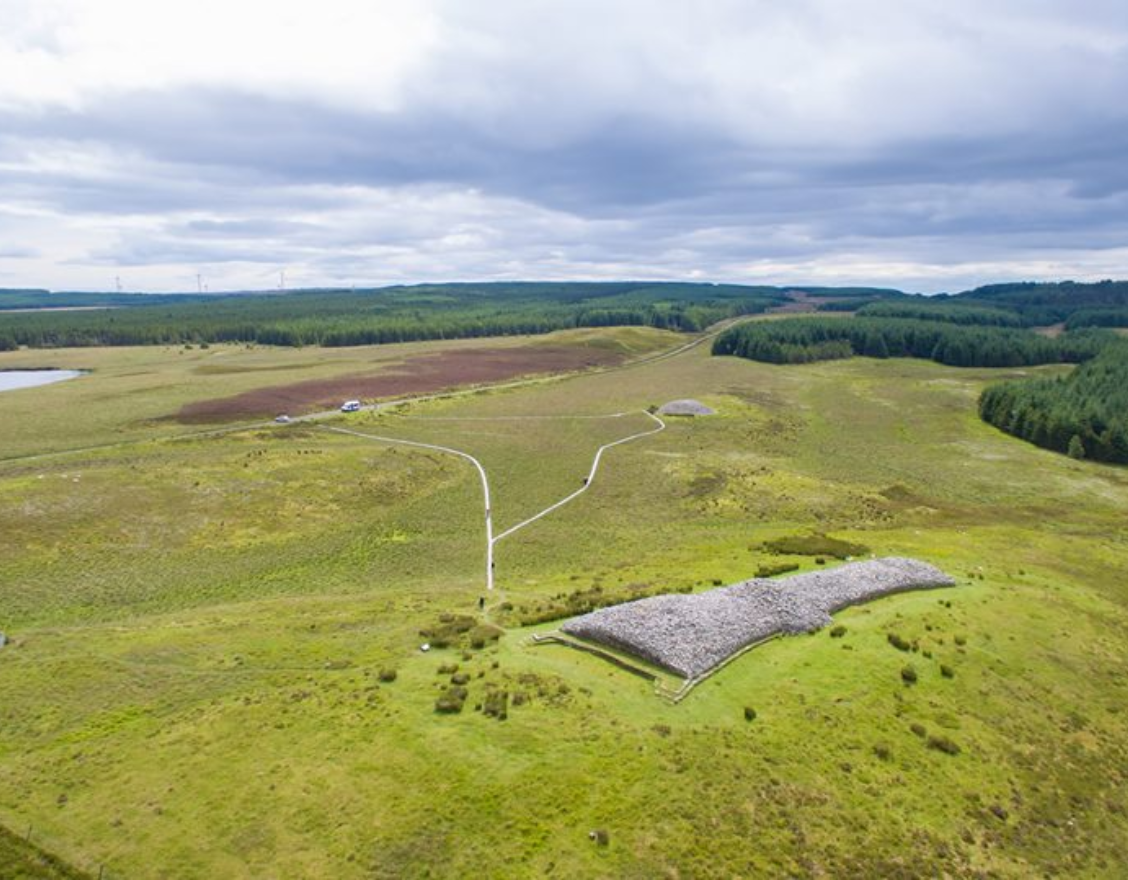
[887,633,912,652]
[873,743,892,761]
[377,668,397,683]
[829,625,847,638]
[940,664,955,679]
[468,623,503,650]
[435,688,467,714]
[483,689,509,720]
[927,735,961,756]
[744,706,757,722]
[755,561,800,578]
[451,672,470,686]
[763,533,870,559]
[901,665,918,685]
[910,723,927,738]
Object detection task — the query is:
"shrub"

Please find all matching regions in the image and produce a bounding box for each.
[927,735,961,756]
[940,664,955,679]
[483,689,509,720]
[744,706,757,722]
[954,635,967,646]
[887,633,912,652]
[910,723,927,738]
[437,663,459,675]
[873,743,892,761]
[420,615,477,648]
[755,561,800,578]
[468,623,503,650]
[451,672,470,686]
[829,625,847,638]
[434,689,466,714]
[377,668,397,683]
[589,829,610,847]
[901,665,919,685]
[763,533,870,558]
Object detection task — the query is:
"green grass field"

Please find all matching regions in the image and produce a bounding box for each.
[2,327,1127,877]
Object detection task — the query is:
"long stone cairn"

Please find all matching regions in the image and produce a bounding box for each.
[561,557,955,679]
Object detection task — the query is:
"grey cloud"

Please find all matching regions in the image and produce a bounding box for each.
[4,0,1128,290]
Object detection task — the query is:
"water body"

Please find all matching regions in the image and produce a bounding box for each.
[0,370,85,392]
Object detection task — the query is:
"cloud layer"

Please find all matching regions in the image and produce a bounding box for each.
[2,0,1127,292]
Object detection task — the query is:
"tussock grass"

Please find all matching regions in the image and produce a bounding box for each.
[2,333,1128,877]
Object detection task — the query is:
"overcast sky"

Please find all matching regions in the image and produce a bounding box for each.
[2,0,1127,293]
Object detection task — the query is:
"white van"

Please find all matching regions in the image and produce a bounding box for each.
[340,400,361,413]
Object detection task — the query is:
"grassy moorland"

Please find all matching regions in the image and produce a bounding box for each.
[0,327,676,460]
[1,326,1127,877]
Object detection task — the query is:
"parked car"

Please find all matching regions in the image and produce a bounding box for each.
[340,400,361,412]
[275,414,292,423]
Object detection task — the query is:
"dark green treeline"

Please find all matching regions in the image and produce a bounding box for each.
[979,343,1128,464]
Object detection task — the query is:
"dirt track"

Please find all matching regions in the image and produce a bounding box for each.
[176,345,623,423]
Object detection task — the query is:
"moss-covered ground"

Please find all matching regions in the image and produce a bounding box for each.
[1,329,1127,877]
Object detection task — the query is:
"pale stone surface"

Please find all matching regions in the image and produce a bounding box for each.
[562,557,955,678]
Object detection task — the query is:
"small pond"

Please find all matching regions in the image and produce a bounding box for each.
[0,370,86,392]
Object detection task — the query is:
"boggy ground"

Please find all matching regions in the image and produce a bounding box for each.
[1,330,1127,878]
[176,343,627,423]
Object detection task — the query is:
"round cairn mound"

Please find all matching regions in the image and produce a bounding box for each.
[657,399,715,417]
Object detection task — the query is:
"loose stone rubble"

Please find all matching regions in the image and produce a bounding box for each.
[561,557,955,678]
[657,399,715,416]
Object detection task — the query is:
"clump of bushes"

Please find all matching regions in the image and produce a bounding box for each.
[887,633,912,652]
[829,624,847,638]
[377,668,397,683]
[940,664,956,679]
[901,665,918,685]
[437,663,459,675]
[744,706,758,722]
[763,533,870,559]
[927,735,961,756]
[483,689,509,720]
[468,624,503,650]
[506,582,663,627]
[755,561,799,578]
[451,672,470,686]
[435,686,468,714]
[420,614,477,649]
